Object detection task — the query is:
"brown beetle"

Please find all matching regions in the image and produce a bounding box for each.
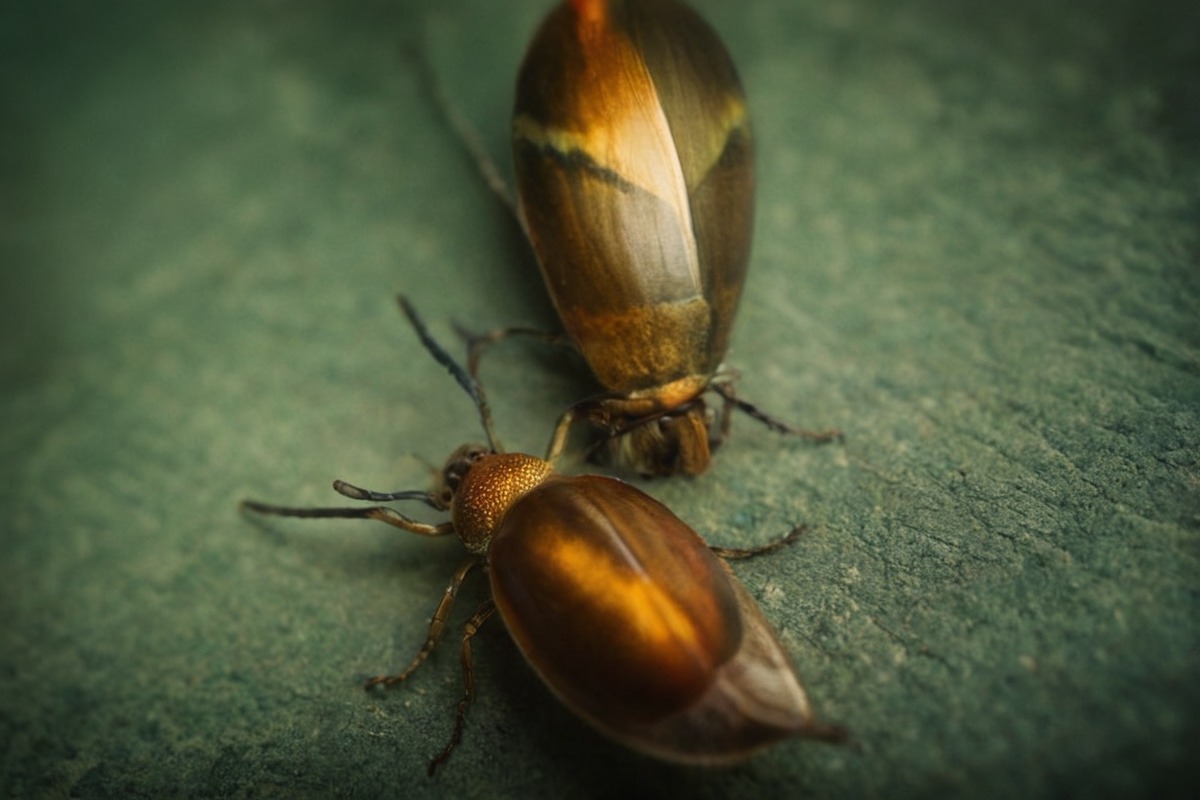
[507,0,839,476]
[242,297,845,773]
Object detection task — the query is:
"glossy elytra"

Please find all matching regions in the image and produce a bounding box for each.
[242,297,845,774]
[502,0,840,476]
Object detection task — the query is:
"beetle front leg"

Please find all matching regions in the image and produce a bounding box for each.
[711,379,737,448]
[428,599,497,776]
[365,558,479,689]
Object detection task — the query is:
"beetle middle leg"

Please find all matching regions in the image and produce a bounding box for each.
[709,380,844,445]
[710,524,808,560]
[365,558,479,689]
[457,324,571,382]
[427,599,497,776]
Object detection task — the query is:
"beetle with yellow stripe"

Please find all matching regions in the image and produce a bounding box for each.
[509,0,838,476]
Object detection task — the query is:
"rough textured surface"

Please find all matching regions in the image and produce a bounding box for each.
[2,0,1196,797]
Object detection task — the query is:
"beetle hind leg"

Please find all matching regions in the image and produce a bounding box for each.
[427,599,497,776]
[710,524,807,560]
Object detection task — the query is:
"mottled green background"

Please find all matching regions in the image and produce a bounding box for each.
[2,0,1197,797]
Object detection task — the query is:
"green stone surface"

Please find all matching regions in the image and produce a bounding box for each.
[2,1,1196,797]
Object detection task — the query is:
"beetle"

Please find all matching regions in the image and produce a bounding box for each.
[242,296,845,774]
[504,0,839,476]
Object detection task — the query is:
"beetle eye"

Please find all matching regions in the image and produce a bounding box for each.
[440,444,491,495]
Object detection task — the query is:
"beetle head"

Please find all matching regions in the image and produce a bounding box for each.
[604,403,714,477]
[434,443,491,508]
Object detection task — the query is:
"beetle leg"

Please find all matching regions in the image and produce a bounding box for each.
[569,400,712,476]
[543,396,622,465]
[710,524,807,560]
[365,557,479,690]
[709,382,844,444]
[457,324,569,382]
[428,599,497,776]
[544,405,580,464]
[547,392,659,465]
[240,498,454,537]
[711,382,737,447]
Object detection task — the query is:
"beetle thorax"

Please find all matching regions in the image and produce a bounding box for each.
[451,452,554,554]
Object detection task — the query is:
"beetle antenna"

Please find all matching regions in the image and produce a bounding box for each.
[399,39,523,230]
[397,295,502,453]
[331,481,440,507]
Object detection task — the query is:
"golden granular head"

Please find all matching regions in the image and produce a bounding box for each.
[452,453,554,553]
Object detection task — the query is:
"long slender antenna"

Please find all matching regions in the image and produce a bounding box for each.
[401,39,523,229]
[397,295,502,453]
[331,482,439,507]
